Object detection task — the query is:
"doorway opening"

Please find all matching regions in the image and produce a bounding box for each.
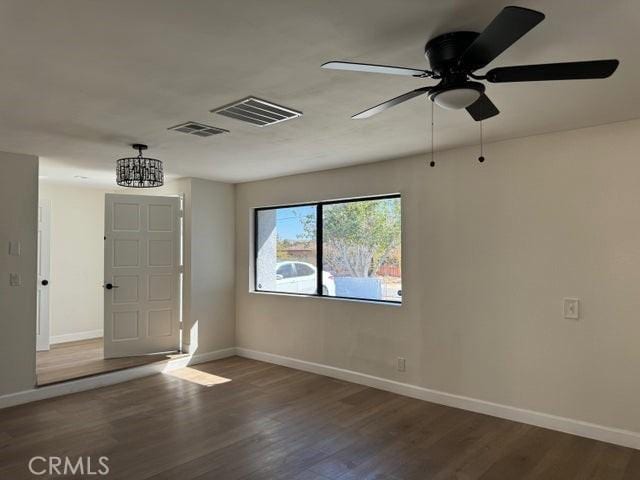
[36,183,184,386]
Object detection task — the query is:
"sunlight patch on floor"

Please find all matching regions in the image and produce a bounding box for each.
[165,367,231,387]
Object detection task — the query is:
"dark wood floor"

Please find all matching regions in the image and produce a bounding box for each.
[3,356,639,479]
[36,338,176,386]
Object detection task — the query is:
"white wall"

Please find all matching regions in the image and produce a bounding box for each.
[0,151,38,395]
[236,119,640,435]
[38,182,105,342]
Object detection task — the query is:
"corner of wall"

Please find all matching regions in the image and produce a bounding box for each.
[0,151,39,395]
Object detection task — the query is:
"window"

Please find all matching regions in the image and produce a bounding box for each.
[255,206,317,295]
[254,195,401,303]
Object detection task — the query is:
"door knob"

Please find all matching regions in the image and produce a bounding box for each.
[104,283,119,290]
[41,279,49,286]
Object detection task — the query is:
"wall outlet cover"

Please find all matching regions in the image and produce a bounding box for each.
[397,357,406,372]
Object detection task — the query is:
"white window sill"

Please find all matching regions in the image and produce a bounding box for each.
[249,289,402,307]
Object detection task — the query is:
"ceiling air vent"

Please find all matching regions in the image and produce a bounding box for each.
[211,97,302,127]
[168,121,229,137]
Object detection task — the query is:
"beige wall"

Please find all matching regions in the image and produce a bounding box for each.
[187,178,236,353]
[156,178,236,354]
[38,182,105,341]
[236,119,640,434]
[0,151,38,395]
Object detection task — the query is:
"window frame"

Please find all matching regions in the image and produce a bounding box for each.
[253,193,402,304]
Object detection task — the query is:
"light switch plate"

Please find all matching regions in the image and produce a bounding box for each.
[8,240,21,256]
[563,298,579,320]
[9,273,22,287]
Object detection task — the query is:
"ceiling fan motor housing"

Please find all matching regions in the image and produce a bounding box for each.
[424,31,485,109]
[424,31,479,76]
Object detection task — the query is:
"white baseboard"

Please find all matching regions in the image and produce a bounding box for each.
[0,347,236,410]
[6,345,639,451]
[50,329,103,344]
[236,347,640,451]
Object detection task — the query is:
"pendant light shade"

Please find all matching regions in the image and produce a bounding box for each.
[116,144,164,188]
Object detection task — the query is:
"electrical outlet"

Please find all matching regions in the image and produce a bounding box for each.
[563,298,579,320]
[397,357,406,372]
[9,273,21,287]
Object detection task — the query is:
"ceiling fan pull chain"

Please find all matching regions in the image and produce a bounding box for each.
[478,121,485,163]
[429,101,435,167]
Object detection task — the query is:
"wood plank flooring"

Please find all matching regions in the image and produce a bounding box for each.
[3,356,638,479]
[36,338,175,386]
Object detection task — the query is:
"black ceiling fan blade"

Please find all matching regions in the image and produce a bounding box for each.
[459,6,545,71]
[466,93,500,121]
[352,87,432,119]
[486,59,619,82]
[322,61,429,77]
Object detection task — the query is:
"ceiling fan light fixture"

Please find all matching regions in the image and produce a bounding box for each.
[431,86,482,110]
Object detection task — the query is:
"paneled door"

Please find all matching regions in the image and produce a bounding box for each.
[36,199,51,352]
[104,194,181,358]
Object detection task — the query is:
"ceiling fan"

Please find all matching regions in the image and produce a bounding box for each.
[322,6,619,121]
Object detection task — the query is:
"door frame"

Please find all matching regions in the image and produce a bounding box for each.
[36,199,51,351]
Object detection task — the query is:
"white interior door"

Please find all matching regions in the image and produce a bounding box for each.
[104,194,181,358]
[36,199,51,351]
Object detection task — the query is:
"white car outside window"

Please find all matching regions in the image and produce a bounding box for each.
[275,261,336,296]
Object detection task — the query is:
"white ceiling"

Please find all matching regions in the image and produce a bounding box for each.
[1,0,638,185]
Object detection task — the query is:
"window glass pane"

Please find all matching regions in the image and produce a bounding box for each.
[256,206,317,294]
[322,197,401,302]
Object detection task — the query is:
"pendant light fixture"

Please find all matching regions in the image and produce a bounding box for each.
[116,144,164,188]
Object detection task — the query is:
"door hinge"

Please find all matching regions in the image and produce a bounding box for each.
[178,265,184,274]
